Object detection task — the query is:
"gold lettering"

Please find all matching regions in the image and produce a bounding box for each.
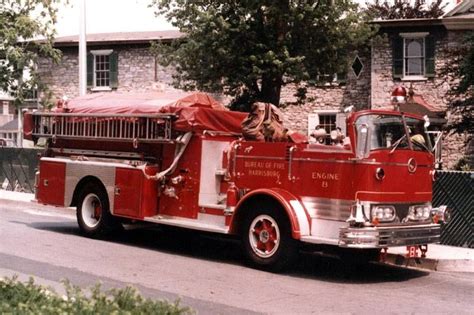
[311,172,340,181]
[248,169,281,178]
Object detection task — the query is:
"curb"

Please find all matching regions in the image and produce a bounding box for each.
[384,253,474,273]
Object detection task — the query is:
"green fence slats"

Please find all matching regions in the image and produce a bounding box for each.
[0,147,42,193]
[433,171,474,248]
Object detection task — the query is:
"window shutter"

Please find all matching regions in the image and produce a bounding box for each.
[392,36,403,79]
[86,53,93,88]
[425,36,435,78]
[307,113,320,137]
[109,51,118,88]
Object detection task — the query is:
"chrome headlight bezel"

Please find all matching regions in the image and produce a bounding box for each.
[371,205,396,222]
[407,204,432,222]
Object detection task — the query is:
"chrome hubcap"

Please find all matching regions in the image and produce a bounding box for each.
[82,193,102,228]
[249,214,280,258]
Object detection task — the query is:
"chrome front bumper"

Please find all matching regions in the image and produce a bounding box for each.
[339,223,441,248]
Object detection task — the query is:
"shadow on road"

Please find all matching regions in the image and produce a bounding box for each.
[29,221,429,284]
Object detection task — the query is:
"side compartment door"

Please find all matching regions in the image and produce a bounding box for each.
[114,167,158,218]
[37,160,66,206]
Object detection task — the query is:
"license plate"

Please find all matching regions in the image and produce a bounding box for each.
[406,245,419,258]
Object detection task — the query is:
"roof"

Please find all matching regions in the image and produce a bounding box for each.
[443,0,474,17]
[49,30,184,47]
[410,95,443,113]
[443,0,474,29]
[372,17,443,28]
[395,94,445,122]
[373,0,474,30]
[0,119,18,132]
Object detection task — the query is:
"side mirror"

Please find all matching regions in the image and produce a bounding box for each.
[423,115,430,128]
[356,124,370,159]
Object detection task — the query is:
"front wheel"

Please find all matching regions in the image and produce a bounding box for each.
[76,182,119,237]
[242,209,298,272]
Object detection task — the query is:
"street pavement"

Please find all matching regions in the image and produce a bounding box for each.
[1,192,473,314]
[1,189,472,273]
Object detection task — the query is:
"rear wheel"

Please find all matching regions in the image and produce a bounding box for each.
[76,182,119,237]
[242,208,298,272]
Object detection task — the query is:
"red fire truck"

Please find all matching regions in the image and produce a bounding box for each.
[25,92,450,271]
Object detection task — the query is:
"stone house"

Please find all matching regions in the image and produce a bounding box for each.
[37,2,473,169]
[37,30,182,99]
[281,0,473,169]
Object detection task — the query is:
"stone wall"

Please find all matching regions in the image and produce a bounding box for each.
[116,45,175,93]
[279,52,371,134]
[37,47,79,99]
[37,44,176,100]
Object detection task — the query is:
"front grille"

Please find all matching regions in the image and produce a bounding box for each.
[378,225,441,246]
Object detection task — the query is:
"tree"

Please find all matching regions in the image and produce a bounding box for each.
[151,0,374,109]
[457,32,474,100]
[0,0,61,106]
[365,0,446,20]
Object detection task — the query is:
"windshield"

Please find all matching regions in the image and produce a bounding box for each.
[355,114,431,154]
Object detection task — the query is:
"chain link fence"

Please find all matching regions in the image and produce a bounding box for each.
[0,147,42,193]
[433,170,474,248]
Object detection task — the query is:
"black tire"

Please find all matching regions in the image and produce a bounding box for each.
[76,182,119,238]
[241,207,298,272]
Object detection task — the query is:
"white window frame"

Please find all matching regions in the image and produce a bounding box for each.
[308,110,339,138]
[90,49,113,91]
[399,32,429,81]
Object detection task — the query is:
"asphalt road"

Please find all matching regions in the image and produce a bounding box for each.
[1,199,473,314]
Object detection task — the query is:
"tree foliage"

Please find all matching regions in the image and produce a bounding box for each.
[457,32,474,98]
[0,0,61,106]
[151,0,375,109]
[437,31,474,108]
[365,0,447,20]
[0,276,191,314]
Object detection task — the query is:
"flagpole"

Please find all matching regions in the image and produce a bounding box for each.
[78,0,87,96]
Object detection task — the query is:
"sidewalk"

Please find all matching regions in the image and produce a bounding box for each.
[385,244,474,273]
[0,190,34,203]
[1,189,473,273]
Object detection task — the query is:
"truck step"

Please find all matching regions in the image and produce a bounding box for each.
[144,215,229,234]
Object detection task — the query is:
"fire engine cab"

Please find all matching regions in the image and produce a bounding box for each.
[24,92,450,271]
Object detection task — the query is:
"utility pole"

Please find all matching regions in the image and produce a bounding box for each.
[78,0,87,96]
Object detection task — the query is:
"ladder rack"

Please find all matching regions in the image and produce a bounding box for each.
[31,112,178,144]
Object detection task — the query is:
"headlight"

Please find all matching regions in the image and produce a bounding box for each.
[407,204,432,221]
[371,205,396,222]
[430,205,452,224]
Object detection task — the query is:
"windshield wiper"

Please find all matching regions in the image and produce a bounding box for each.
[389,134,406,154]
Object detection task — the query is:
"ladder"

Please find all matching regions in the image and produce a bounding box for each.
[31,112,178,144]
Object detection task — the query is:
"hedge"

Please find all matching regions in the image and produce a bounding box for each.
[0,276,192,314]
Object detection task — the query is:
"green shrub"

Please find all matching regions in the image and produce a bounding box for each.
[0,276,192,314]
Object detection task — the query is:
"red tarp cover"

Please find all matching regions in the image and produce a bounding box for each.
[58,92,247,134]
